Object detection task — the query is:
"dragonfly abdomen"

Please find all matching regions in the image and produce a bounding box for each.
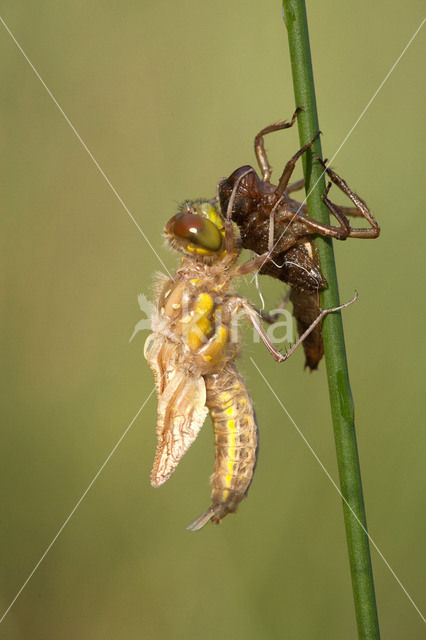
[187,364,258,531]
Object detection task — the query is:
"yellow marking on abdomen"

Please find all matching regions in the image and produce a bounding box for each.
[224,416,236,488]
[204,366,259,524]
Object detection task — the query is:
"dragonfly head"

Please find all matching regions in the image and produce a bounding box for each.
[165,201,226,260]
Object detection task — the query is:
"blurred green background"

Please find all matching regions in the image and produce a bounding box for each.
[1,2,425,638]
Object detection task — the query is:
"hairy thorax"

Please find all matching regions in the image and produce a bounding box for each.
[152,259,238,377]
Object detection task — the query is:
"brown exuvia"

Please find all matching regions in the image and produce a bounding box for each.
[219,107,380,369]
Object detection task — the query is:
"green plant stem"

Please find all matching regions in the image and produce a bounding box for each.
[282,2,380,638]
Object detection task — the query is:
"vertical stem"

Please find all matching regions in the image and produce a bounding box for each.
[282,2,380,638]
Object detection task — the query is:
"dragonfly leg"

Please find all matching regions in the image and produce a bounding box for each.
[254,107,301,182]
[319,159,380,238]
[229,292,358,363]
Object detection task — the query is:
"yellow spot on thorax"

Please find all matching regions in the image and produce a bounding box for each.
[187,293,214,350]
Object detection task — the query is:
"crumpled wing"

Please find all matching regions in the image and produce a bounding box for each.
[144,333,208,487]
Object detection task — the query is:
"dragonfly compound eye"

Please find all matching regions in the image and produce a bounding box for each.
[169,213,223,252]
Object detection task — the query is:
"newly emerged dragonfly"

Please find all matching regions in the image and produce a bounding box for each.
[219,108,380,369]
[141,189,357,530]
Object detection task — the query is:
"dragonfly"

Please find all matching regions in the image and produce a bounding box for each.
[140,185,357,531]
[219,107,380,369]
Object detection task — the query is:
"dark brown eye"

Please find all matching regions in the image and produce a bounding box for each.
[171,213,222,251]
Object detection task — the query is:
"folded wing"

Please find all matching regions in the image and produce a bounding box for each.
[144,333,208,487]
